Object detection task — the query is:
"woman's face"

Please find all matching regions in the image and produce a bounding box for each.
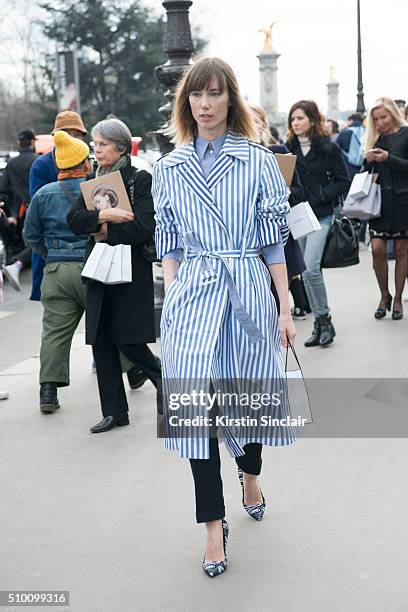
[251,110,267,143]
[93,193,111,210]
[372,107,396,135]
[188,79,230,139]
[291,108,312,138]
[93,134,122,168]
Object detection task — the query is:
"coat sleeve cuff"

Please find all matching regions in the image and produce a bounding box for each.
[258,217,290,247]
[155,229,181,260]
[261,242,285,265]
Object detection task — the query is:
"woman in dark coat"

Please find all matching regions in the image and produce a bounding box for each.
[363,97,408,320]
[250,105,308,317]
[67,118,161,433]
[286,100,350,347]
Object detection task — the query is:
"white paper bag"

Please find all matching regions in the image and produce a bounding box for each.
[105,244,132,284]
[343,182,381,220]
[121,244,132,283]
[347,171,372,199]
[105,244,123,284]
[287,201,322,240]
[81,243,115,283]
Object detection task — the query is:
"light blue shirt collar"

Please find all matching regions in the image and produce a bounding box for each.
[195,133,227,161]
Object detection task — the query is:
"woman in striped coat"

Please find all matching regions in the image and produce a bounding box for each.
[152,58,297,578]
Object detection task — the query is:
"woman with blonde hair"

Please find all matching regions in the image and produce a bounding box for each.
[364,97,408,319]
[153,58,297,577]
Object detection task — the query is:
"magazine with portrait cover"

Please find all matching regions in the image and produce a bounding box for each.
[80,171,133,213]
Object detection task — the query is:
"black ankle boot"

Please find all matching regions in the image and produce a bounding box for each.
[40,383,60,413]
[319,314,336,347]
[304,318,321,347]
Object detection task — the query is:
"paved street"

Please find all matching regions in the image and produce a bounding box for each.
[1,251,407,612]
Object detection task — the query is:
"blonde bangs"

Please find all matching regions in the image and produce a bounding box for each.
[366,96,407,150]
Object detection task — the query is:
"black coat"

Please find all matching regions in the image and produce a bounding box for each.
[364,126,408,232]
[0,149,38,216]
[66,158,156,345]
[286,136,350,218]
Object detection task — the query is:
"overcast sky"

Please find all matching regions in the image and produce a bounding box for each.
[2,0,407,116]
[147,0,407,114]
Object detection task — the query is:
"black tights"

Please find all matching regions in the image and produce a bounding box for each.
[371,238,408,305]
[189,437,262,523]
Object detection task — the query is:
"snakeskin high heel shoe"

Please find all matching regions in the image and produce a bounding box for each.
[237,467,266,521]
[202,519,229,578]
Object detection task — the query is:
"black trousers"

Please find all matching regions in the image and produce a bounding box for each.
[189,437,262,523]
[92,323,161,418]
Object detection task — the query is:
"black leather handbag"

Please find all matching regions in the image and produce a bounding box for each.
[321,216,360,268]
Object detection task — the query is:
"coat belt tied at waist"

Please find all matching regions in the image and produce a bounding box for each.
[183,232,264,343]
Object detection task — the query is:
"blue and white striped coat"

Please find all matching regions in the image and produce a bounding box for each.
[152,131,298,459]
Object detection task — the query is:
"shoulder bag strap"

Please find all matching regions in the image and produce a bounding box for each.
[58,180,77,205]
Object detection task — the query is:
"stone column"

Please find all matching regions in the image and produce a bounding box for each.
[257,27,286,138]
[258,47,280,119]
[327,66,340,120]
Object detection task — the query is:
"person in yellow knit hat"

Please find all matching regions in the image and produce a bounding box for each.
[23,131,90,413]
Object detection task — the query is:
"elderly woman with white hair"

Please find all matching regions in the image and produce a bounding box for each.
[67,117,161,433]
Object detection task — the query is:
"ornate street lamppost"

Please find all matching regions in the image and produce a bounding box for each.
[356,0,365,114]
[105,68,118,117]
[152,1,195,333]
[154,0,195,154]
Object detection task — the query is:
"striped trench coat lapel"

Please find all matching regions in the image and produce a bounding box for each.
[163,133,250,236]
[164,143,228,235]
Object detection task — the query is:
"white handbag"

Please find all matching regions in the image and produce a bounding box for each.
[347,171,372,199]
[287,201,322,240]
[343,182,382,220]
[285,344,313,424]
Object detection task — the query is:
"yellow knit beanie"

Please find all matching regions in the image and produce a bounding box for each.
[54,130,89,169]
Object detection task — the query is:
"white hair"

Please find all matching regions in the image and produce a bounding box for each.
[91,117,132,154]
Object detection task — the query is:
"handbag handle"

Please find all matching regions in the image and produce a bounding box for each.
[284,341,303,372]
[284,341,314,424]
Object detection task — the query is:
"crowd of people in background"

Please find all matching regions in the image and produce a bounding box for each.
[0,91,408,404]
[1,57,408,574]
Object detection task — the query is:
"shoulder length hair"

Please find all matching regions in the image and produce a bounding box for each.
[168,57,257,145]
[366,97,407,150]
[250,105,273,147]
[286,100,329,142]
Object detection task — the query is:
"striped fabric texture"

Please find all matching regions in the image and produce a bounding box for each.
[152,131,298,459]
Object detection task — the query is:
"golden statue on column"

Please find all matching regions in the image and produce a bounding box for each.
[258,21,278,51]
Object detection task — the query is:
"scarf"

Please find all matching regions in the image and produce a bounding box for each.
[96,154,129,177]
[57,168,88,180]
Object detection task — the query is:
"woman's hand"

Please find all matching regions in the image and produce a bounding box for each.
[98,208,134,224]
[372,148,389,163]
[365,148,389,163]
[279,312,297,348]
[365,149,376,163]
[91,222,108,240]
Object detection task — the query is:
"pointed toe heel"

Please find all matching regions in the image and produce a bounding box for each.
[202,519,229,578]
[237,468,266,521]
